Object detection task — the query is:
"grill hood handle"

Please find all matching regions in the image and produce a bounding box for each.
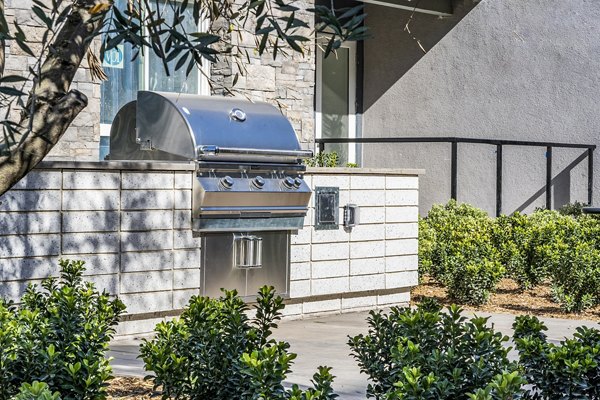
[197,145,313,159]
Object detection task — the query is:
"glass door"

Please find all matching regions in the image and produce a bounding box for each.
[316,41,357,165]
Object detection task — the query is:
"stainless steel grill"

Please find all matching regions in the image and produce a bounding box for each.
[109,91,313,298]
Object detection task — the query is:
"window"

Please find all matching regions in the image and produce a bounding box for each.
[99,0,209,158]
[99,136,110,161]
[316,41,357,165]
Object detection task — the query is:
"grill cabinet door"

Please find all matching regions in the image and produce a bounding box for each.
[201,231,290,298]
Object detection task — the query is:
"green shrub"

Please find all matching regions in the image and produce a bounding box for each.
[513,315,600,398]
[419,200,504,305]
[0,259,125,400]
[547,216,600,312]
[557,201,587,217]
[305,151,339,167]
[494,210,576,290]
[417,215,435,278]
[422,200,600,311]
[11,382,60,400]
[348,300,522,399]
[140,286,336,400]
[502,211,600,311]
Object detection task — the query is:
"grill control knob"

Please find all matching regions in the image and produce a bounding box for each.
[220,176,234,189]
[293,178,303,188]
[283,176,296,189]
[253,176,265,189]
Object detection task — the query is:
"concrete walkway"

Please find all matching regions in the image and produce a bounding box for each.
[109,310,600,399]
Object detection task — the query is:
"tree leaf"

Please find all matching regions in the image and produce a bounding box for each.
[31,5,53,29]
[0,75,27,83]
[0,86,26,96]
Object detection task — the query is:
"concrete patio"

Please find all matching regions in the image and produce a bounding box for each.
[109,310,600,399]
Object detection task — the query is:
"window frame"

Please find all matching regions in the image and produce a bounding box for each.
[99,3,210,152]
[315,39,358,165]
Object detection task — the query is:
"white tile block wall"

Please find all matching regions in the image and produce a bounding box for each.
[121,231,174,252]
[386,176,419,189]
[350,257,385,276]
[121,210,173,231]
[0,190,61,211]
[62,232,119,254]
[0,234,61,258]
[63,190,120,211]
[122,172,174,189]
[0,167,200,325]
[386,271,418,289]
[350,274,385,292]
[11,170,62,190]
[311,259,349,279]
[311,242,349,261]
[173,289,198,309]
[350,241,385,259]
[120,271,173,293]
[120,292,173,314]
[290,262,311,280]
[288,169,421,319]
[121,190,173,210]
[386,206,419,223]
[121,251,174,272]
[0,166,421,334]
[385,190,419,206]
[351,175,385,190]
[3,212,61,235]
[311,277,349,295]
[62,211,119,233]
[174,249,201,269]
[63,171,120,190]
[174,268,200,289]
[174,172,193,189]
[0,256,60,281]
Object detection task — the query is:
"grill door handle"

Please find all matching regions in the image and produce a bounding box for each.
[233,234,263,269]
[197,145,313,159]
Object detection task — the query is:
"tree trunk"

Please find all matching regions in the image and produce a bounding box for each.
[0,1,103,195]
[0,0,5,78]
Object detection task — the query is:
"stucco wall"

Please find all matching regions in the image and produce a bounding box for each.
[0,163,421,335]
[362,0,600,215]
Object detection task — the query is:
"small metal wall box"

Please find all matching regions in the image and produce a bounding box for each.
[315,186,339,230]
[343,204,360,229]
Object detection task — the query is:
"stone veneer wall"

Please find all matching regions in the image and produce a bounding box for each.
[0,163,421,335]
[4,0,102,160]
[2,0,315,161]
[209,1,316,147]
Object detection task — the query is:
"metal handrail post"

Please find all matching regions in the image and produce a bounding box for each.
[496,144,503,216]
[451,141,458,200]
[588,147,594,206]
[546,146,552,209]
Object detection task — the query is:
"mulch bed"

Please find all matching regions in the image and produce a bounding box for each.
[411,277,600,322]
[108,377,155,399]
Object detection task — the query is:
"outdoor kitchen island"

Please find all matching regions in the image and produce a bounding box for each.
[0,92,422,335]
[0,163,422,335]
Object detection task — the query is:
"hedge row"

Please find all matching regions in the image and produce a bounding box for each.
[419,200,600,311]
[349,300,600,399]
[1,261,599,399]
[0,260,336,400]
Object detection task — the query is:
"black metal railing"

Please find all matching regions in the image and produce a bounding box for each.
[315,137,597,216]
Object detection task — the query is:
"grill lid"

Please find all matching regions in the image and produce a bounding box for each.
[110,91,311,164]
